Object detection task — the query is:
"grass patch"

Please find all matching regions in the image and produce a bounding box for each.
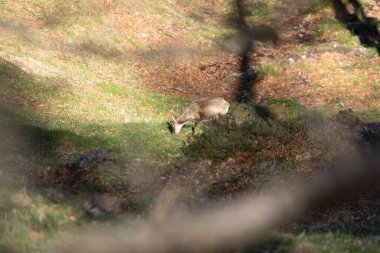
[243,232,380,253]
[183,100,306,162]
[0,59,69,108]
[266,98,306,120]
[0,0,379,251]
[357,110,380,122]
[0,53,188,166]
[304,0,332,14]
[247,0,274,25]
[217,28,236,40]
[222,0,274,27]
[17,117,185,167]
[0,178,76,253]
[369,47,379,57]
[37,0,103,27]
[315,23,361,47]
[257,63,282,77]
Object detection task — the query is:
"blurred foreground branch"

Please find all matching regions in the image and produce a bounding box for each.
[57,152,380,253]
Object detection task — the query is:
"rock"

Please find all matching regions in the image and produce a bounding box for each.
[284,43,370,64]
[71,150,113,169]
[360,123,380,147]
[48,151,116,187]
[335,109,380,147]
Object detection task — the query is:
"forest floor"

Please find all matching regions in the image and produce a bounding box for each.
[0,0,380,252]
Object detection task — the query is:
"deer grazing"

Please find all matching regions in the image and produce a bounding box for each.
[171,97,230,134]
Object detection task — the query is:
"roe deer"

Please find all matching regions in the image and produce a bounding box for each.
[171,97,230,134]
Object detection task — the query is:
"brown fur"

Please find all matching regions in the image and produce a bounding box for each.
[172,97,230,134]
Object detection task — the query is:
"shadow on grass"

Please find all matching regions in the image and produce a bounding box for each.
[0,56,179,219]
[331,0,380,54]
[0,57,71,108]
[182,100,306,162]
[233,0,279,103]
[0,103,173,220]
[242,234,296,253]
[213,0,279,105]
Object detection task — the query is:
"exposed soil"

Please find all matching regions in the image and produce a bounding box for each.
[132,0,380,110]
[1,1,380,247]
[135,0,314,101]
[121,0,380,231]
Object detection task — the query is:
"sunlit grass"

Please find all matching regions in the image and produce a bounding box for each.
[315,23,361,47]
[0,178,77,253]
[0,0,380,252]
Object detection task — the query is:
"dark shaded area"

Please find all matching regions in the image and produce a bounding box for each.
[182,104,304,162]
[243,235,295,253]
[0,58,71,111]
[76,40,126,61]
[233,0,278,103]
[0,105,156,218]
[294,184,380,236]
[334,108,380,149]
[0,56,161,220]
[331,0,380,54]
[254,105,271,120]
[235,0,258,103]
[360,122,380,147]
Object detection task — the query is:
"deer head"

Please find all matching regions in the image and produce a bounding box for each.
[170,107,183,134]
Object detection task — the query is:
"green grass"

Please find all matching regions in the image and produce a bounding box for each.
[183,100,306,162]
[357,110,380,122]
[37,0,103,27]
[369,47,379,57]
[257,63,281,77]
[1,0,380,252]
[304,0,376,15]
[221,0,275,29]
[247,0,274,25]
[266,98,306,121]
[244,232,380,253]
[303,0,332,14]
[13,109,185,167]
[0,178,77,253]
[0,59,69,108]
[315,23,361,47]
[0,48,189,166]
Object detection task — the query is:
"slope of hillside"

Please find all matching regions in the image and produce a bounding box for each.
[0,0,380,252]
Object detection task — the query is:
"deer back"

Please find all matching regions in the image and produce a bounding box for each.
[177,98,229,123]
